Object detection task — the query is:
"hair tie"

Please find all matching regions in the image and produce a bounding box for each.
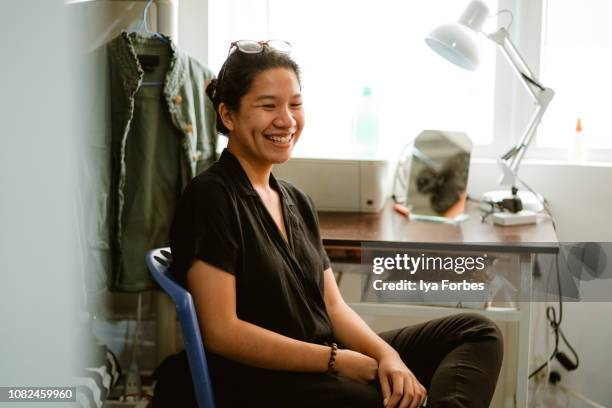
[206,78,218,101]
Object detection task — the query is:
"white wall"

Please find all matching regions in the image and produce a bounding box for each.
[178,0,209,65]
[0,0,82,392]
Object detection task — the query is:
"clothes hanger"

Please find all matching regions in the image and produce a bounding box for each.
[128,0,168,87]
[130,0,169,44]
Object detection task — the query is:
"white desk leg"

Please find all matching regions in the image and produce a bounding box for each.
[515,253,534,407]
[502,320,517,408]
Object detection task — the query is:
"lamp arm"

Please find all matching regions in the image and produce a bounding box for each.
[509,101,549,172]
[489,28,543,105]
[486,27,555,185]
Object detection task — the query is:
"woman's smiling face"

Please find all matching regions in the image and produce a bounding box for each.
[223,67,304,166]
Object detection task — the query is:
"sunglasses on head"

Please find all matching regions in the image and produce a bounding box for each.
[228,39,292,55]
[217,39,292,85]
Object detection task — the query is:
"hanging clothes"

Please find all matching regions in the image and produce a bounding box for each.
[107,31,217,292]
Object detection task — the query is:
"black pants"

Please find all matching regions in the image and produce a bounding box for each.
[153,313,503,408]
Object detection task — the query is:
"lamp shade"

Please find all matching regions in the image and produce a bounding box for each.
[425,0,490,71]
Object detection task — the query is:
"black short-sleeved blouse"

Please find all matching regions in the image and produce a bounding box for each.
[169,148,335,396]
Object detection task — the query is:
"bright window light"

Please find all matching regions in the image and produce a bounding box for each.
[209,0,496,158]
[538,0,612,151]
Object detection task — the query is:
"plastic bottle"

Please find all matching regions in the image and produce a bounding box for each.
[569,118,586,162]
[353,86,380,156]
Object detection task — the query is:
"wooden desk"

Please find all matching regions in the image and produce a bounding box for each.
[318,200,559,408]
[319,200,558,252]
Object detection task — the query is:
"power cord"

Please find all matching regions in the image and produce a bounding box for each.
[529,253,580,379]
[512,171,557,230]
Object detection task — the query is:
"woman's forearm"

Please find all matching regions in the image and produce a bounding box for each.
[327,301,397,361]
[205,317,331,372]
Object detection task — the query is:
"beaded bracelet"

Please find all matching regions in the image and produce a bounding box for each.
[327,342,338,375]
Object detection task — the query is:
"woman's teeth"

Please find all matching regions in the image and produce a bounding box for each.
[266,134,292,143]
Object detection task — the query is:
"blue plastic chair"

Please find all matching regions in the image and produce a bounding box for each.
[146,247,216,408]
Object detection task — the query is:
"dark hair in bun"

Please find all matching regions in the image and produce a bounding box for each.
[205,47,301,136]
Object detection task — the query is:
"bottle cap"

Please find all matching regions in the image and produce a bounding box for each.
[575,118,582,133]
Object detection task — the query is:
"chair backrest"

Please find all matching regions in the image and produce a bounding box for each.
[146,248,216,408]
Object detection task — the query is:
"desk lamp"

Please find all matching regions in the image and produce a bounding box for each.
[425,0,554,215]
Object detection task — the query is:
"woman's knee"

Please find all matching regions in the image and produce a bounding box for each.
[456,312,504,358]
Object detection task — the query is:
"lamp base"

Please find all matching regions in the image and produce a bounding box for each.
[480,189,544,213]
[491,210,538,226]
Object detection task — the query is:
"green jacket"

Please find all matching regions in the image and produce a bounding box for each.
[108,32,217,292]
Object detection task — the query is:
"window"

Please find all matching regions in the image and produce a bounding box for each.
[209,0,497,159]
[535,0,612,160]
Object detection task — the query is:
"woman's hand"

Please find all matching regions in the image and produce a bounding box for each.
[378,352,427,408]
[334,349,378,384]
